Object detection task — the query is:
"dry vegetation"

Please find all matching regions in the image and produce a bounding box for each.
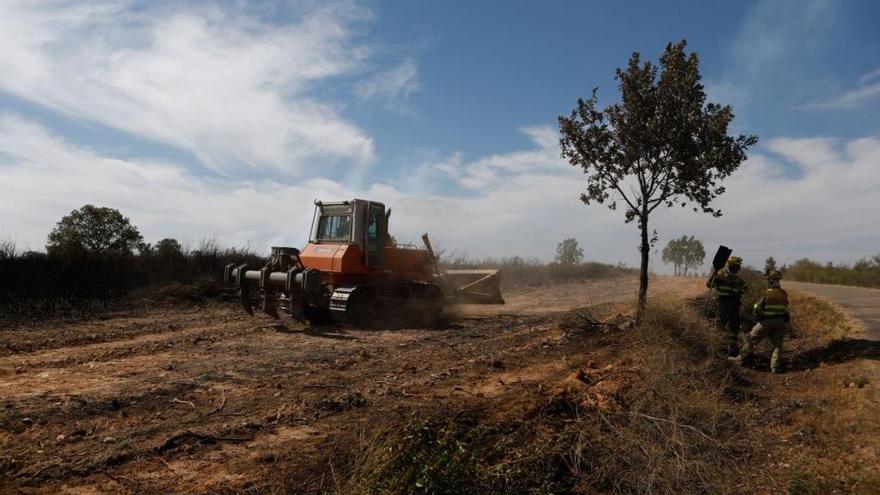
[439,253,634,290]
[0,238,261,319]
[330,290,880,495]
[0,236,630,321]
[784,256,880,289]
[761,292,880,494]
[0,276,877,494]
[336,296,751,494]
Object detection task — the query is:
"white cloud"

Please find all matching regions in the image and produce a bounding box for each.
[1,115,877,267]
[0,115,619,260]
[435,125,571,189]
[705,0,838,123]
[728,0,834,80]
[858,67,880,85]
[650,135,880,268]
[429,121,880,268]
[800,81,880,110]
[0,0,376,178]
[354,58,421,113]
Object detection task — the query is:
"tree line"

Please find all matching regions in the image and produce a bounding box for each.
[782,256,880,288]
[2,206,631,318]
[0,205,260,318]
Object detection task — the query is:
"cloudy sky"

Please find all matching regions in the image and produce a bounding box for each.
[0,0,878,269]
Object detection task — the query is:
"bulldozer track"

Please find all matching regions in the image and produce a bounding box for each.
[329,281,444,326]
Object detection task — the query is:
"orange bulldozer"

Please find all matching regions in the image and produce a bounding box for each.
[224,199,503,325]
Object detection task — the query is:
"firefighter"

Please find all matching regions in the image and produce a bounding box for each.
[707,256,748,356]
[733,269,790,373]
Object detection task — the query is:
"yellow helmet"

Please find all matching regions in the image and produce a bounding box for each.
[727,256,743,267]
[767,269,783,280]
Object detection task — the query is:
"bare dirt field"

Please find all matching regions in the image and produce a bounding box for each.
[2,275,878,494]
[0,276,700,494]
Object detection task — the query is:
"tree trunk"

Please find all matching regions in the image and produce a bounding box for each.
[637,213,649,318]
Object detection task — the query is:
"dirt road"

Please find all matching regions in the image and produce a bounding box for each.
[0,276,700,494]
[787,281,880,338]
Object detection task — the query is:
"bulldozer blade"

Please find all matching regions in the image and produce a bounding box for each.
[441,269,504,304]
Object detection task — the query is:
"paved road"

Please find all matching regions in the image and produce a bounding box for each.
[787,281,880,339]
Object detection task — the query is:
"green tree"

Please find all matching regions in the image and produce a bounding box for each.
[47,205,143,256]
[555,238,584,266]
[662,235,705,276]
[559,40,757,313]
[764,256,777,274]
[681,236,705,276]
[662,238,684,275]
[156,238,183,258]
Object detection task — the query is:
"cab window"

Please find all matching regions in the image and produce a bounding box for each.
[317,215,351,241]
[365,204,383,266]
[367,206,381,240]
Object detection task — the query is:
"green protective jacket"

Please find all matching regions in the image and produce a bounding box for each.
[707,270,749,301]
[753,287,790,322]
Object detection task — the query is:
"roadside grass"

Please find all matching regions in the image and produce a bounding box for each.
[789,291,861,343]
[761,291,880,494]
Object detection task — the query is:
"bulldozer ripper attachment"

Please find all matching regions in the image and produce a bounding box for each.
[440,269,504,304]
[223,246,323,319]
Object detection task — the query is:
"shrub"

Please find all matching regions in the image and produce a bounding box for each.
[784,256,880,288]
[0,236,260,319]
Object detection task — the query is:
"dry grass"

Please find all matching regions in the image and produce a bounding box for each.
[331,297,758,494]
[790,291,862,341]
[439,253,635,290]
[5,274,873,493]
[760,291,880,494]
[328,291,880,494]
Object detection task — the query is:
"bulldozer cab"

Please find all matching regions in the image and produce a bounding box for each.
[310,199,386,268]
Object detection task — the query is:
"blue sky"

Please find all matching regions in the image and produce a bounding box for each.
[0,0,878,269]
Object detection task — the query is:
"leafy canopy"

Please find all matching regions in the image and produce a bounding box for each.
[156,238,183,258]
[555,238,584,266]
[559,40,757,310]
[47,205,143,255]
[559,40,758,224]
[662,235,706,276]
